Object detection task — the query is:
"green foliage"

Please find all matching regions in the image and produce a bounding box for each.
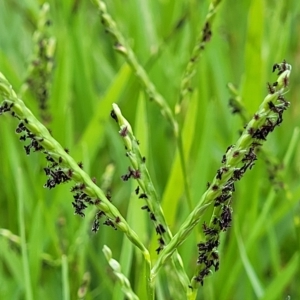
[0,0,300,299]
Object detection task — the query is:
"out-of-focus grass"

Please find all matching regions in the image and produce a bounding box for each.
[0,0,300,299]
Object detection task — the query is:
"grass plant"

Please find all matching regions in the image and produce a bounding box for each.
[0,1,300,299]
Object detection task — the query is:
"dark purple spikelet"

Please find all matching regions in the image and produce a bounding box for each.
[150,212,156,221]
[121,167,141,181]
[156,237,165,254]
[156,224,166,235]
[211,184,218,191]
[103,218,117,230]
[139,193,148,199]
[0,102,13,114]
[132,169,141,179]
[141,205,150,212]
[267,82,275,94]
[221,154,227,164]
[202,22,212,42]
[253,113,260,120]
[119,126,128,137]
[110,109,118,122]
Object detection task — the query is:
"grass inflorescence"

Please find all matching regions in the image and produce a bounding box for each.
[0,1,298,300]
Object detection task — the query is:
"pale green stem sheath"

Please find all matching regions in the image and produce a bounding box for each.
[112,103,191,295]
[0,72,149,260]
[151,62,292,284]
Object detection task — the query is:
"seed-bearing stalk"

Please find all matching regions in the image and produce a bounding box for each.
[92,0,177,134]
[151,61,292,289]
[20,3,56,123]
[112,103,191,295]
[176,0,223,114]
[0,72,149,259]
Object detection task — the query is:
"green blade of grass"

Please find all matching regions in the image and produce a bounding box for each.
[16,167,33,300]
[62,254,70,300]
[261,253,298,300]
[235,224,264,298]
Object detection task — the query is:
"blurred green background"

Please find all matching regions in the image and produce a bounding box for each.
[0,0,300,299]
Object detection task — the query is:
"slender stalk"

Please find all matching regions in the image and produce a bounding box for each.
[61,255,70,300]
[112,104,191,294]
[16,168,33,300]
[176,0,223,114]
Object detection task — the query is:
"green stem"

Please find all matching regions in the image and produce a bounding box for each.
[61,255,70,300]
[16,168,33,300]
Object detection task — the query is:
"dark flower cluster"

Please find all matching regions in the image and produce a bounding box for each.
[121,167,141,181]
[189,22,212,66]
[111,109,167,254]
[1,102,46,156]
[70,186,118,232]
[202,22,212,43]
[44,163,70,189]
[0,101,14,114]
[139,198,166,254]
[251,99,289,141]
[70,183,94,218]
[0,100,121,233]
[91,210,118,233]
[272,59,289,76]
[195,222,220,285]
[1,100,71,188]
